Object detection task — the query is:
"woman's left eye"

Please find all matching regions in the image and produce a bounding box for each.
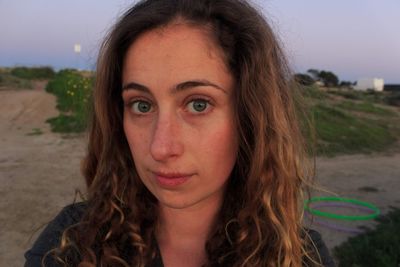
[187,99,210,113]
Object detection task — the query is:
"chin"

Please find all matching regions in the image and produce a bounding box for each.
[157,194,197,210]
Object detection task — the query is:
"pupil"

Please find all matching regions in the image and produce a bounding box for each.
[138,102,150,112]
[193,100,206,112]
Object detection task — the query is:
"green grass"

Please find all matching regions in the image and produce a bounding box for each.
[326,89,364,100]
[327,88,400,108]
[311,104,397,156]
[336,100,398,117]
[334,207,400,267]
[300,86,400,156]
[301,85,330,100]
[326,88,386,102]
[45,69,93,133]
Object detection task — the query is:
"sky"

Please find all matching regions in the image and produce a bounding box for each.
[1,0,399,83]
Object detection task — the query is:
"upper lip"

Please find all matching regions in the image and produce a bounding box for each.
[152,170,194,178]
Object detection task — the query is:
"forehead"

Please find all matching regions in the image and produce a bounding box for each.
[126,22,223,62]
[122,23,232,90]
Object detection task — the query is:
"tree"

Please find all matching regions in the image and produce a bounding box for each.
[318,70,339,87]
[294,73,315,86]
[307,69,320,81]
[339,81,353,88]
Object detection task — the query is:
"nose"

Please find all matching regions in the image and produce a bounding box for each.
[150,113,184,162]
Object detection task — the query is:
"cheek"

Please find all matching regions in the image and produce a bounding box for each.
[200,121,238,170]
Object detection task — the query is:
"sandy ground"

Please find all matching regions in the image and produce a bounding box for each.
[0,85,399,266]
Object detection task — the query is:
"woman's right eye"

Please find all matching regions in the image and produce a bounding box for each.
[130,100,153,114]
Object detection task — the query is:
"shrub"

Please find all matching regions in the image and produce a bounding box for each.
[384,92,400,107]
[11,66,55,80]
[334,207,400,267]
[0,71,33,89]
[295,73,315,86]
[45,69,93,133]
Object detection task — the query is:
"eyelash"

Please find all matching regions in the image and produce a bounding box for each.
[125,96,213,115]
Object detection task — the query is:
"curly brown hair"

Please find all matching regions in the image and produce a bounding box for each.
[51,0,321,266]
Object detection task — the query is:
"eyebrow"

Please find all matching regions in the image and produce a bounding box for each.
[122,79,227,94]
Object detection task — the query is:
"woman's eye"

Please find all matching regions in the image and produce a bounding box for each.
[187,99,209,113]
[131,100,153,114]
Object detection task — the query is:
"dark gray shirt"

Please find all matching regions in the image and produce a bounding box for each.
[24,203,335,267]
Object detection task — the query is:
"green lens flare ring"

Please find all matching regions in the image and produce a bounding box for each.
[304,197,380,221]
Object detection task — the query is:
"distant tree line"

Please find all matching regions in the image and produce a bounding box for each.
[294,69,353,88]
[10,66,55,80]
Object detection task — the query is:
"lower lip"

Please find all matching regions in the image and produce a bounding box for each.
[155,175,191,187]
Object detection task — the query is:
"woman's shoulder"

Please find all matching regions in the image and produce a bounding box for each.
[24,202,87,267]
[47,202,87,226]
[303,228,336,267]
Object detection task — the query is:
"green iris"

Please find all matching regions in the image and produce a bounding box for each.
[192,100,207,112]
[137,101,151,113]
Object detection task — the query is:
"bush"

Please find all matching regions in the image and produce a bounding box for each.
[11,66,55,80]
[46,115,87,133]
[295,73,315,86]
[384,92,400,107]
[45,69,93,133]
[0,71,33,89]
[334,207,400,267]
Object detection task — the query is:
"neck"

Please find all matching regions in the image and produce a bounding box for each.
[156,201,222,267]
[157,199,222,247]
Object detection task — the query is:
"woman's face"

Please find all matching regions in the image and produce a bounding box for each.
[122,23,238,211]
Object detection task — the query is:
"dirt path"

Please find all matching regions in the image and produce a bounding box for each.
[0,86,85,266]
[0,85,399,266]
[308,153,400,264]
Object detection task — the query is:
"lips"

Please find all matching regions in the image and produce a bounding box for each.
[152,171,194,187]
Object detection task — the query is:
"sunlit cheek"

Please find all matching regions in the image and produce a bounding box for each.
[203,123,237,158]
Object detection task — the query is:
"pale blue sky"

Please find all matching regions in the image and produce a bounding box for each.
[1,0,399,83]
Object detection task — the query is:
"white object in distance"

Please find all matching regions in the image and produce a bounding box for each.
[74,44,82,53]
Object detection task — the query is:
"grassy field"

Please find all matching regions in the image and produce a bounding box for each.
[303,86,400,156]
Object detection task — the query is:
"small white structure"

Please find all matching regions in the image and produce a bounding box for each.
[354,78,384,91]
[74,44,81,53]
